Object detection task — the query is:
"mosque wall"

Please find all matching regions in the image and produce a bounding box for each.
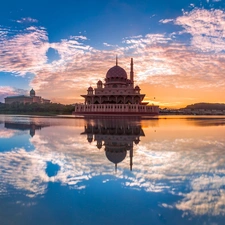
[74,103,159,114]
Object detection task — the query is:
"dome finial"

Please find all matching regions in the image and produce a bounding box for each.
[116,55,118,66]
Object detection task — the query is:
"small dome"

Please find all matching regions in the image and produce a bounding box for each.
[106,65,127,80]
[97,142,102,149]
[30,88,35,96]
[87,86,93,91]
[87,137,93,143]
[135,85,140,90]
[97,80,102,84]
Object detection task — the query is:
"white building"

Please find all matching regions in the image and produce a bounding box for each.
[5,89,50,104]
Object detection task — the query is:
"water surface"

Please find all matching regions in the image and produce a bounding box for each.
[0,115,225,225]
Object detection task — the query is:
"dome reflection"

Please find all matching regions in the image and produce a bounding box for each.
[81,118,145,171]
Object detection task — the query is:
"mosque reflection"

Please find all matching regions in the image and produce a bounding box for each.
[81,118,145,171]
[4,122,49,137]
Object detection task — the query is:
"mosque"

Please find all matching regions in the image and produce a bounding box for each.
[81,118,145,171]
[4,89,50,104]
[74,58,159,116]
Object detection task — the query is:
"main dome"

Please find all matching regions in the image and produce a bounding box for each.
[106,65,127,79]
[105,148,127,164]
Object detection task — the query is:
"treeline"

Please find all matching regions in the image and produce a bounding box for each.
[184,103,225,110]
[0,102,74,115]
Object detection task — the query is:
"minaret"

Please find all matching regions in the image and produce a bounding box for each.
[130,147,133,171]
[116,55,118,66]
[130,58,134,87]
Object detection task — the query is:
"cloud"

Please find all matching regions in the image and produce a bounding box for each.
[0,26,49,76]
[103,42,118,47]
[159,19,174,24]
[1,8,225,105]
[176,176,225,216]
[163,8,225,53]
[124,35,143,39]
[1,118,225,217]
[103,42,111,47]
[0,86,28,102]
[0,86,16,96]
[16,17,38,24]
[0,86,18,102]
[69,35,87,41]
[0,129,16,138]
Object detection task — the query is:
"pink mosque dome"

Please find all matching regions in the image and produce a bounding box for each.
[106,65,127,80]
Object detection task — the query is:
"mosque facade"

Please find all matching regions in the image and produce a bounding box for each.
[74,58,159,116]
[4,89,50,104]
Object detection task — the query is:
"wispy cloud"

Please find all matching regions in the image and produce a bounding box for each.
[1,119,225,217]
[0,129,16,138]
[0,86,18,103]
[103,42,118,48]
[0,86,27,102]
[162,8,225,52]
[0,86,16,96]
[16,17,38,24]
[159,19,174,24]
[0,26,49,76]
[1,8,225,105]
[69,35,87,41]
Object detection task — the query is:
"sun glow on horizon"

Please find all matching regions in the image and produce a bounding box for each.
[1,1,225,107]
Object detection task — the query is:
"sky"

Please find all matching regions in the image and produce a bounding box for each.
[0,0,225,108]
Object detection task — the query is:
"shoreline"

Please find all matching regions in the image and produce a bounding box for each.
[1,114,225,120]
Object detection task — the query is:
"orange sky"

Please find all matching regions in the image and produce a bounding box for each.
[1,7,225,108]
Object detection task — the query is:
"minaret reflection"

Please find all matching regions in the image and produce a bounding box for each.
[81,118,145,171]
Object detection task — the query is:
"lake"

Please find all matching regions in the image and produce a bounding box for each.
[0,115,225,225]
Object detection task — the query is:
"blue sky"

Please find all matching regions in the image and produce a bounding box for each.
[0,0,225,107]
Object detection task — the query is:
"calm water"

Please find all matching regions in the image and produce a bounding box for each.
[1,115,225,225]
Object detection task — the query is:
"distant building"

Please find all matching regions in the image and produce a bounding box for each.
[4,89,50,104]
[5,121,50,137]
[74,58,159,116]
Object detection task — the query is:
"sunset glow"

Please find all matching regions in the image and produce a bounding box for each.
[0,0,225,108]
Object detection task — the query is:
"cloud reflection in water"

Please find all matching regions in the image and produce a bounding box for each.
[0,116,225,216]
